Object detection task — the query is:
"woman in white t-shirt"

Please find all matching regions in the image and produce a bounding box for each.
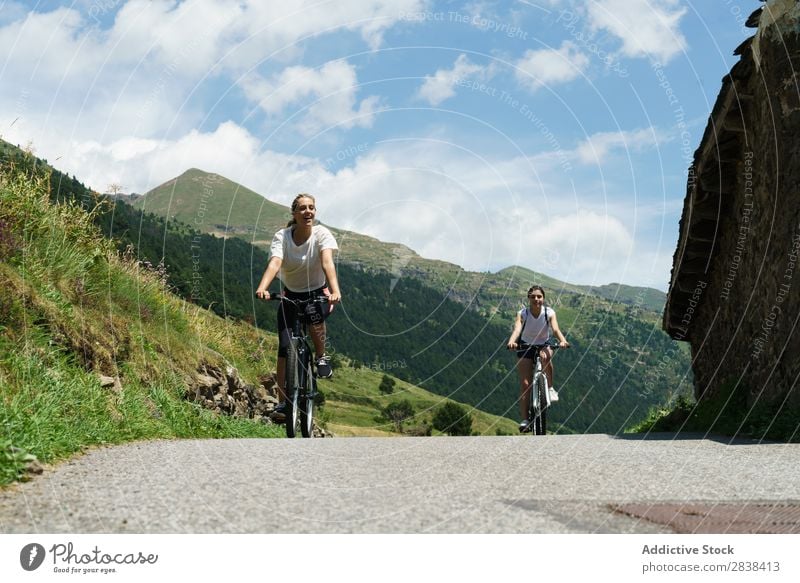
[507,285,569,432]
[255,194,341,415]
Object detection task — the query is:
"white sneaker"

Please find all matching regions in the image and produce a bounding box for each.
[548,387,559,403]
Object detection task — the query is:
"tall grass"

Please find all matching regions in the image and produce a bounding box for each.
[628,383,800,442]
[0,158,282,485]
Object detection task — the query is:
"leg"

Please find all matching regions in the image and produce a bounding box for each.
[310,321,327,358]
[276,357,286,402]
[540,347,554,388]
[516,356,533,421]
[276,300,295,403]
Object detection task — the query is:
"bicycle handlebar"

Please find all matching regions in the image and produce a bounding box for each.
[263,294,328,307]
[509,340,564,351]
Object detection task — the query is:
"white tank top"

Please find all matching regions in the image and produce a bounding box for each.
[519,307,551,344]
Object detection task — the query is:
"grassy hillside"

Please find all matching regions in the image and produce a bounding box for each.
[133,168,288,242]
[134,168,424,271]
[0,158,286,484]
[0,149,520,484]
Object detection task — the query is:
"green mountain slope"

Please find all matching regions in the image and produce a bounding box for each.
[129,168,691,433]
[136,169,668,315]
[134,168,425,272]
[0,143,518,484]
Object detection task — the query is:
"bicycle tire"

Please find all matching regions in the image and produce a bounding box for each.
[534,373,548,435]
[300,360,315,438]
[285,338,301,438]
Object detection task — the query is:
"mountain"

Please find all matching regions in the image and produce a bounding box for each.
[0,143,689,436]
[129,168,692,433]
[136,169,668,316]
[134,168,427,273]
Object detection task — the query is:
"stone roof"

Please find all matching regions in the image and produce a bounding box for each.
[662,5,766,339]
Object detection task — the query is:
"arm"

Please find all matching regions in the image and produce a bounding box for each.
[549,312,570,348]
[255,256,282,300]
[507,312,523,350]
[320,248,341,304]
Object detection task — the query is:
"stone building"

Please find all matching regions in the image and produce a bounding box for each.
[663,1,800,410]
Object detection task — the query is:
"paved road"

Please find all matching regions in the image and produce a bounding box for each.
[1,434,798,533]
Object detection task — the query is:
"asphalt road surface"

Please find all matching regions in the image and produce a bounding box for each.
[1,433,798,533]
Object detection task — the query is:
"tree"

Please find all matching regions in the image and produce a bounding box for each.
[379,374,396,395]
[433,402,473,436]
[382,400,415,433]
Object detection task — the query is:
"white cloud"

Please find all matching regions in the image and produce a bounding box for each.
[0,8,96,80]
[3,117,671,286]
[291,140,666,286]
[222,0,428,67]
[239,60,382,135]
[574,127,667,164]
[587,0,687,63]
[0,0,421,144]
[514,41,589,91]
[0,1,33,26]
[0,1,681,288]
[14,121,321,197]
[108,0,242,76]
[416,54,486,106]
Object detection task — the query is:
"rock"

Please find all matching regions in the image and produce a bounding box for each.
[184,362,334,435]
[194,373,218,390]
[98,375,115,388]
[98,375,122,394]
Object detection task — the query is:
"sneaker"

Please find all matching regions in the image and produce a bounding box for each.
[270,401,287,422]
[519,419,531,433]
[316,354,333,379]
[548,386,559,403]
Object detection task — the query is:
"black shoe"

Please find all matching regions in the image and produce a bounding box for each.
[271,401,287,422]
[519,419,531,433]
[316,355,333,379]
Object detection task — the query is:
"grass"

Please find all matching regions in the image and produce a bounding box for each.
[0,161,283,485]
[321,359,519,436]
[628,381,800,442]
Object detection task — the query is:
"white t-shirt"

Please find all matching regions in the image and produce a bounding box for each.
[270,225,338,292]
[518,307,553,344]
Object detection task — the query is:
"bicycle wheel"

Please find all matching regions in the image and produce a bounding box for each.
[285,338,301,438]
[533,373,548,435]
[300,360,315,438]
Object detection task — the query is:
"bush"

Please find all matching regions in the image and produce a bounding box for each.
[628,382,800,442]
[379,374,396,394]
[382,400,415,433]
[433,402,473,436]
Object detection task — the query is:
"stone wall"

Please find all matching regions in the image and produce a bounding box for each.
[663,1,800,409]
[187,363,331,437]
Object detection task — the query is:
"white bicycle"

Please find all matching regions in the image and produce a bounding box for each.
[518,341,560,435]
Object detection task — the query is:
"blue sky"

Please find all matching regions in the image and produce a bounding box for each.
[0,0,756,289]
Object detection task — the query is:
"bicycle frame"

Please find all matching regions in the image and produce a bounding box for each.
[518,342,559,435]
[270,295,326,438]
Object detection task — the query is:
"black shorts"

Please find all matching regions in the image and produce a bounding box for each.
[276,286,332,356]
[516,344,553,361]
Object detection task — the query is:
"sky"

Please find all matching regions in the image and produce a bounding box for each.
[0,0,756,290]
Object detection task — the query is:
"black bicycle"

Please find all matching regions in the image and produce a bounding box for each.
[517,340,560,435]
[269,295,326,438]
